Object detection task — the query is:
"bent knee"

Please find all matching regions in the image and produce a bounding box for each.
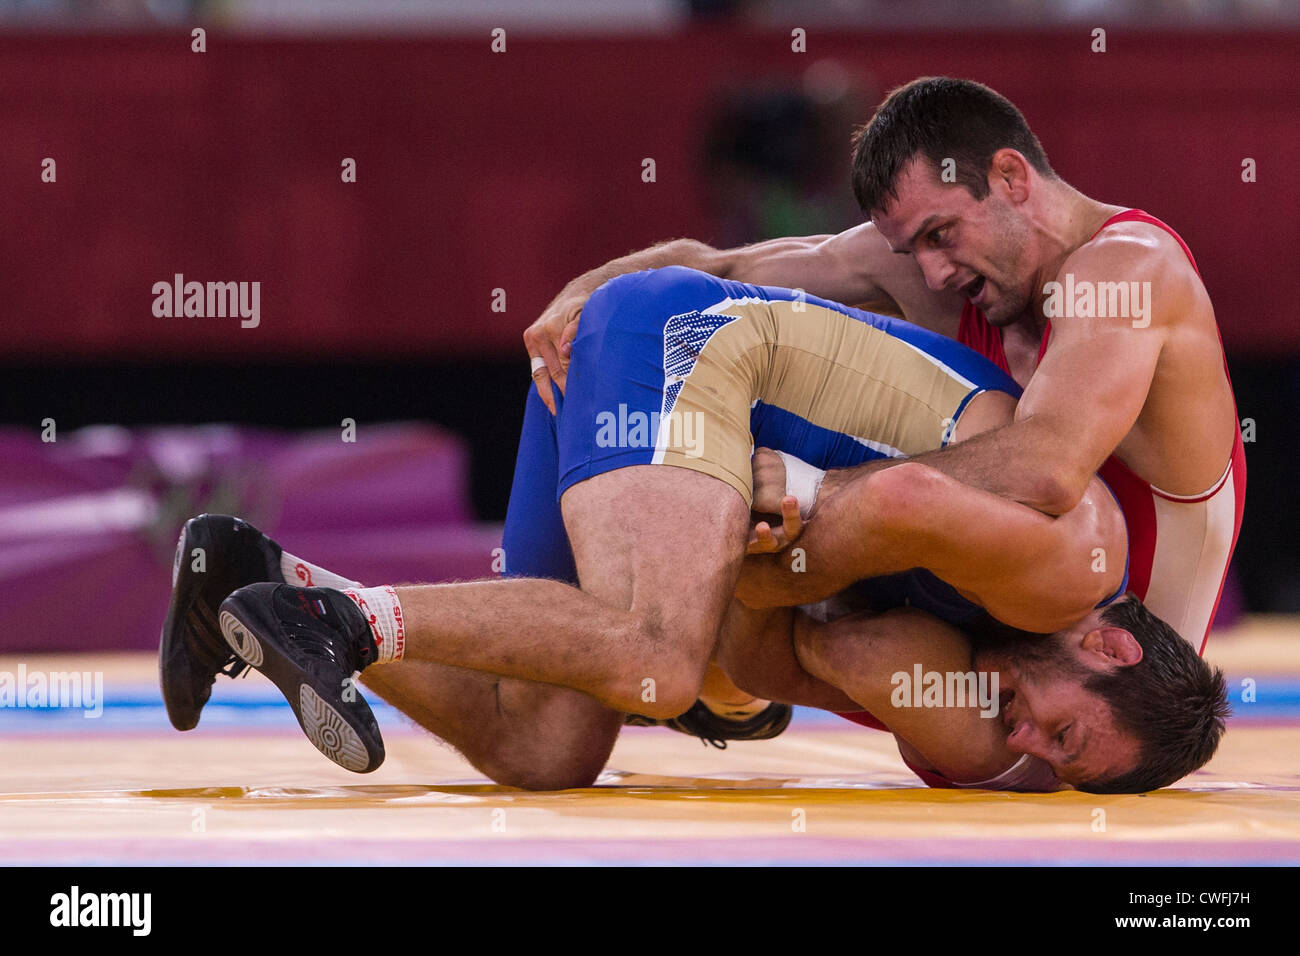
[617,619,713,718]
[488,761,603,792]
[628,683,703,721]
[479,732,614,792]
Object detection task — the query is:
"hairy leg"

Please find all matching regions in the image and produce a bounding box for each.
[392,466,751,718]
[345,383,623,790]
[360,663,621,790]
[283,559,621,789]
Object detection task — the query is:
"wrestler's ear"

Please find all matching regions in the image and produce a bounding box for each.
[988,148,1032,202]
[1082,626,1143,667]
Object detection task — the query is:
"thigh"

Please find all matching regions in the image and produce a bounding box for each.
[559,266,767,505]
[561,465,751,698]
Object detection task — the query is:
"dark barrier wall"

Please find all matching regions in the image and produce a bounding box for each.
[0,28,1296,359]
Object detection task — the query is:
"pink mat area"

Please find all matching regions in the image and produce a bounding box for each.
[0,423,502,653]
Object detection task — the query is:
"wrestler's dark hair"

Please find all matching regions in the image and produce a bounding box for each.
[850,76,1056,215]
[1075,594,1230,794]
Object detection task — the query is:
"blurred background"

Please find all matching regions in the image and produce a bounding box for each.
[1,0,1297,652]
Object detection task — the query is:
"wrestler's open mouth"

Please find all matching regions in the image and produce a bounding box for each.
[964,275,986,301]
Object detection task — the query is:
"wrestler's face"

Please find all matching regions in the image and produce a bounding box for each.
[872,156,1035,327]
[977,612,1143,789]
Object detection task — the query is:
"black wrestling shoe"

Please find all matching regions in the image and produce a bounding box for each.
[218,583,384,773]
[159,514,287,731]
[624,699,793,749]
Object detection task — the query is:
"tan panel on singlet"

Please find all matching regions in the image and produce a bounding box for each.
[653,300,982,504]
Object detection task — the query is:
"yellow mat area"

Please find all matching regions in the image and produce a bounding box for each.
[1,616,1296,864]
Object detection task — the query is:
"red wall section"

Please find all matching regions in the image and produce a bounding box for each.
[1,28,1295,358]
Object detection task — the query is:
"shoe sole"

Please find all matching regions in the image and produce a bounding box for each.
[158,517,212,731]
[159,516,285,732]
[218,599,384,774]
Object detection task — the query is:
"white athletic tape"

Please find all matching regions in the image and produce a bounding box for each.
[530,356,548,374]
[775,451,826,520]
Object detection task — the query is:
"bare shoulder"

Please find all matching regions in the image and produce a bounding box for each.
[1059,217,1206,328]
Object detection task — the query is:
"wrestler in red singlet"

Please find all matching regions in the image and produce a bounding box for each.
[841,211,1245,791]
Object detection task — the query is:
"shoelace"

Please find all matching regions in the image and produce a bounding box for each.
[218,657,250,679]
[189,620,249,681]
[624,712,727,747]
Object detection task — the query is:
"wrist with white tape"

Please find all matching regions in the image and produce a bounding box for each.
[774,450,826,519]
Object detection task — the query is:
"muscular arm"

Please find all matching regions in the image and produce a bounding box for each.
[796,606,1021,785]
[708,223,955,325]
[525,225,960,410]
[738,462,1126,633]
[717,591,1037,785]
[714,599,862,711]
[812,235,1177,515]
[556,227,902,313]
[953,245,1168,512]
